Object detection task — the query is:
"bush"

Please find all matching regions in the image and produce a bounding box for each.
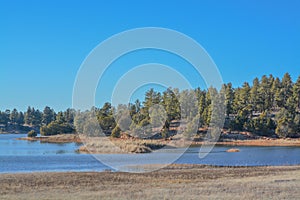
[40,121,74,136]
[111,126,121,138]
[28,130,37,137]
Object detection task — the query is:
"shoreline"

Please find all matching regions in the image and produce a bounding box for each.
[16,133,300,147]
[1,164,299,199]
[192,138,300,147]
[14,133,300,154]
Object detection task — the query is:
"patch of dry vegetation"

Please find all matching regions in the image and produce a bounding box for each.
[17,134,82,143]
[1,165,300,200]
[79,137,166,153]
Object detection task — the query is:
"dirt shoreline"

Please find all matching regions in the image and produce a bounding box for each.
[1,164,299,199]
[16,133,300,154]
[193,138,300,147]
[17,134,300,147]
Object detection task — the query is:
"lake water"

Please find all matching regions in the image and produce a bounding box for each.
[1,134,300,173]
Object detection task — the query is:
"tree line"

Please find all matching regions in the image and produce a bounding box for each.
[0,107,76,136]
[0,72,299,138]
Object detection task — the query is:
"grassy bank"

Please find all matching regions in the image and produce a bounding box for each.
[78,136,166,153]
[17,134,82,143]
[0,165,299,200]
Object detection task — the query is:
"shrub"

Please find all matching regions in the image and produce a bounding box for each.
[28,130,37,137]
[111,126,121,138]
[40,121,74,136]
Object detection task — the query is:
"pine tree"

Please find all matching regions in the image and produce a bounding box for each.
[9,109,19,124]
[224,83,234,117]
[16,112,24,125]
[250,78,260,114]
[162,88,180,121]
[258,75,271,112]
[24,106,32,125]
[197,89,207,127]
[281,73,293,107]
[272,77,282,110]
[275,108,295,138]
[42,106,56,125]
[292,76,300,111]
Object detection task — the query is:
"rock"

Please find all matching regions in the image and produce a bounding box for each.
[226,148,240,152]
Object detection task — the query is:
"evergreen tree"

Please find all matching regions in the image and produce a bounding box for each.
[97,103,116,132]
[31,109,42,126]
[224,83,234,117]
[162,88,180,121]
[42,106,56,125]
[250,77,260,113]
[281,72,293,107]
[16,112,24,125]
[63,108,75,124]
[24,106,33,125]
[197,89,207,127]
[0,111,9,124]
[275,108,295,138]
[272,77,282,110]
[56,112,66,124]
[143,88,161,110]
[9,109,19,124]
[258,75,271,112]
[292,76,300,111]
[179,89,198,119]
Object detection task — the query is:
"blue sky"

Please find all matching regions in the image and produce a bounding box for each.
[1,0,299,111]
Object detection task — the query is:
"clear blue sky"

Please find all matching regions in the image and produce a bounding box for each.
[1,0,299,111]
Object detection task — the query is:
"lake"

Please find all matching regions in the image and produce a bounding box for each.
[1,134,300,173]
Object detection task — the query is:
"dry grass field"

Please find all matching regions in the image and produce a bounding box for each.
[1,164,300,200]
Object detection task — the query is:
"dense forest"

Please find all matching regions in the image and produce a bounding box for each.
[0,73,299,139]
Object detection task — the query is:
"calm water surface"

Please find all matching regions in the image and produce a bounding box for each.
[1,134,300,173]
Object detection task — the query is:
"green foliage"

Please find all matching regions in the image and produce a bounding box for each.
[40,121,74,136]
[183,114,200,140]
[9,109,18,124]
[292,76,300,111]
[224,83,234,117]
[162,88,181,121]
[74,111,89,134]
[97,103,116,132]
[42,106,56,125]
[111,126,121,138]
[143,88,161,110]
[0,110,10,124]
[161,127,169,139]
[74,111,102,136]
[83,117,102,137]
[1,72,300,138]
[24,107,42,126]
[275,108,297,138]
[28,130,37,137]
[250,112,276,136]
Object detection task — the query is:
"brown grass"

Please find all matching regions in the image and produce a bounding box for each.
[79,137,165,153]
[0,165,300,200]
[17,134,82,143]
